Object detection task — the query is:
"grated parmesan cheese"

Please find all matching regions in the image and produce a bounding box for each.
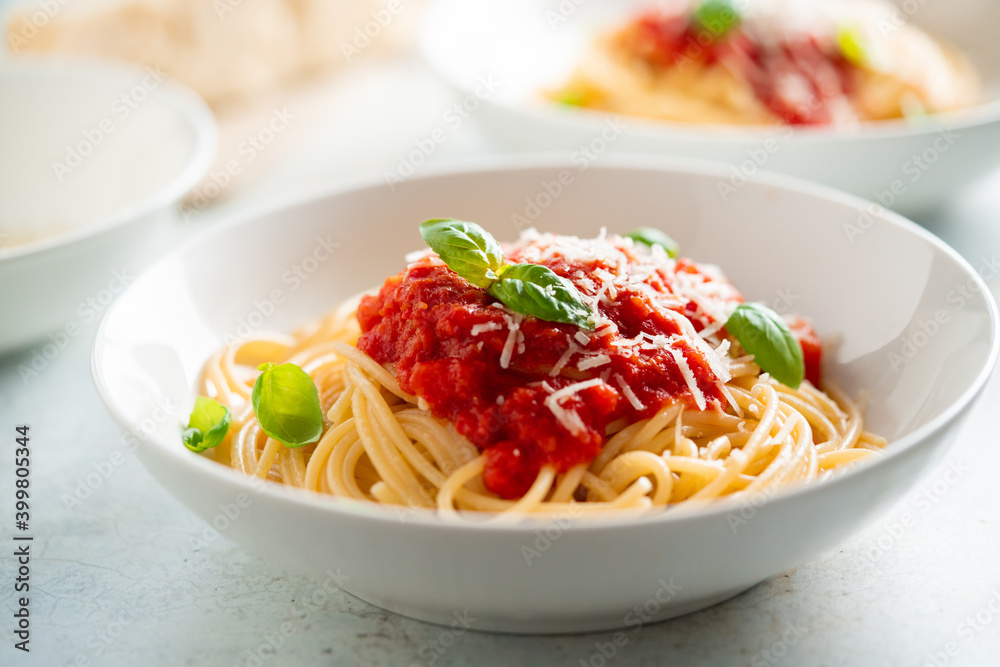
[405,248,433,263]
[471,322,504,336]
[549,335,579,377]
[577,353,611,370]
[614,374,645,411]
[544,378,605,436]
[499,313,523,369]
[669,345,707,411]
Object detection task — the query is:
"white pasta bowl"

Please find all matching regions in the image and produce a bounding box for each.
[92,158,998,633]
[0,58,216,353]
[420,0,1000,213]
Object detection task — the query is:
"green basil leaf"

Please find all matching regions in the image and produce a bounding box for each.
[419,218,505,288]
[556,88,588,107]
[836,25,866,65]
[252,362,324,448]
[182,396,232,453]
[625,227,680,258]
[724,303,804,389]
[487,263,594,330]
[693,0,740,38]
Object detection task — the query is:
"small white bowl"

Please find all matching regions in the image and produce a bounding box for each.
[0,58,216,353]
[420,0,1000,213]
[92,158,998,633]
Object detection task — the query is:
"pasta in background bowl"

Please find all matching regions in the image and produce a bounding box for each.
[551,0,979,125]
[92,159,998,633]
[420,0,1000,213]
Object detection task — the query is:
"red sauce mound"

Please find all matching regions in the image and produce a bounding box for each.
[621,10,855,125]
[357,236,770,499]
[788,316,823,388]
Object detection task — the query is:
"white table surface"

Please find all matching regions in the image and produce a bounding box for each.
[3,56,1000,667]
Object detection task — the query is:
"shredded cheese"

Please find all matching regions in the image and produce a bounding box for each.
[544,378,605,436]
[471,322,503,336]
[549,336,579,377]
[669,345,707,411]
[499,313,523,370]
[614,374,645,411]
[577,353,611,370]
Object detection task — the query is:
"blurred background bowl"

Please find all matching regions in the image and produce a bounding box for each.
[420,0,1000,214]
[0,58,216,353]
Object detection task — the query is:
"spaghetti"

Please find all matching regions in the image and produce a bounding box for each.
[194,229,886,517]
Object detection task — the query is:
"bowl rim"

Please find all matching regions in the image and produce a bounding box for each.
[91,154,1000,532]
[418,0,1000,142]
[0,56,218,261]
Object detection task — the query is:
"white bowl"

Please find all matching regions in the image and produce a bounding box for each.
[0,58,216,353]
[92,158,998,633]
[420,0,1000,214]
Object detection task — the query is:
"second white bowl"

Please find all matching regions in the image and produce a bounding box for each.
[0,58,216,353]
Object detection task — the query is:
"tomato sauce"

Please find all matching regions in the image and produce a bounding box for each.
[623,11,855,125]
[358,236,763,499]
[788,316,823,388]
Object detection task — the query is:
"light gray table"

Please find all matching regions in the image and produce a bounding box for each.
[3,60,1000,667]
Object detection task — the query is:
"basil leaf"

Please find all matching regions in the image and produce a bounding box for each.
[836,25,866,65]
[182,396,231,453]
[488,263,594,330]
[417,219,595,330]
[724,303,804,389]
[419,218,505,288]
[625,228,680,258]
[252,362,324,448]
[556,89,589,107]
[693,0,740,38]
